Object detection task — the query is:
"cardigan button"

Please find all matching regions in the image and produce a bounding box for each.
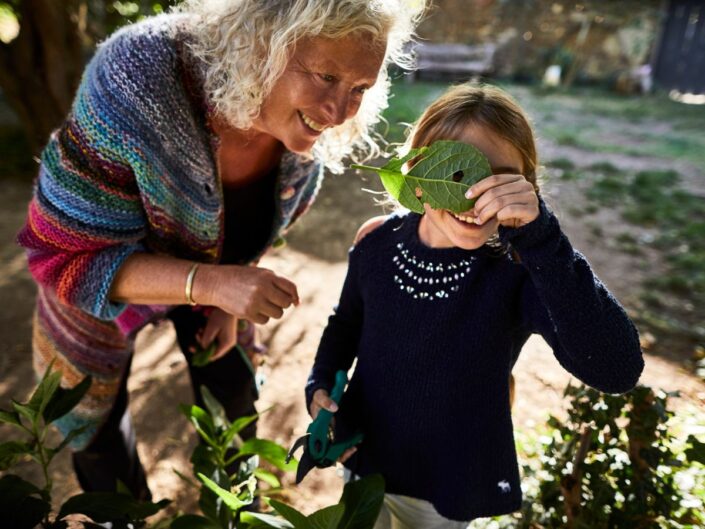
[280,185,296,200]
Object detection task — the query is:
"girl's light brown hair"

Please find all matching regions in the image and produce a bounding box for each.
[408,83,539,191]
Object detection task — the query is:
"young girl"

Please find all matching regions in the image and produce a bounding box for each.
[305,84,644,528]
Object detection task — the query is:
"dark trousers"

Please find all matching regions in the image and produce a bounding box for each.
[72,306,258,500]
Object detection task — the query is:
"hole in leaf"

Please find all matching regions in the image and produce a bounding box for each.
[452,170,464,182]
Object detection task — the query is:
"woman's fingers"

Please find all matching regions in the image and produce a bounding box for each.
[272,276,299,306]
[260,300,284,320]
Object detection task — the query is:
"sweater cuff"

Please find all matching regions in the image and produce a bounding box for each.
[497,197,559,251]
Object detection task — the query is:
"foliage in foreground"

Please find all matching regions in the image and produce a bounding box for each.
[0,365,385,529]
[0,364,170,528]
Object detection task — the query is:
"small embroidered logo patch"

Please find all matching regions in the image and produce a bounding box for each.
[497,480,511,493]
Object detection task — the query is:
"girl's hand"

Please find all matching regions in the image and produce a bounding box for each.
[310,389,357,463]
[466,173,539,228]
[195,308,238,362]
[196,265,299,324]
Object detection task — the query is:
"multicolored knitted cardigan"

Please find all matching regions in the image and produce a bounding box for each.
[17,14,323,449]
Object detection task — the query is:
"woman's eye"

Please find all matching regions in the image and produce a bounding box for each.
[319,74,335,82]
[354,86,368,95]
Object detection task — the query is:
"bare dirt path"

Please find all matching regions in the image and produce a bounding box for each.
[1,151,704,520]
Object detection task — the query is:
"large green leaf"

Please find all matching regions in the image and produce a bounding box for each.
[57,492,169,523]
[234,438,297,472]
[0,475,51,528]
[269,499,310,529]
[200,385,227,430]
[240,511,293,528]
[197,473,252,512]
[28,369,62,417]
[179,404,217,446]
[0,440,33,470]
[43,376,92,424]
[308,504,346,529]
[0,408,23,429]
[338,474,385,529]
[222,412,260,449]
[352,140,492,214]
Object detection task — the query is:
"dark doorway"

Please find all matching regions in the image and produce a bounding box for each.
[653,0,705,94]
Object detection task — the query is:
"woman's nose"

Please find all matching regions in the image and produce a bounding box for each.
[322,89,355,126]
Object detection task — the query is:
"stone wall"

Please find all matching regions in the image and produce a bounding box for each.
[415,0,664,84]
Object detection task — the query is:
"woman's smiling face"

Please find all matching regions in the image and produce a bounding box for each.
[251,33,387,153]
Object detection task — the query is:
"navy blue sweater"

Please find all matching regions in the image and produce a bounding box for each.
[306,201,644,521]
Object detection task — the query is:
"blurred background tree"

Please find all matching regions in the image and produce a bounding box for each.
[0,0,177,154]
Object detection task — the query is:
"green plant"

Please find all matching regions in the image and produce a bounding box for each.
[518,384,705,529]
[0,363,169,528]
[174,386,385,529]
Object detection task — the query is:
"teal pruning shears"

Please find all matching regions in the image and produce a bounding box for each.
[286,370,363,483]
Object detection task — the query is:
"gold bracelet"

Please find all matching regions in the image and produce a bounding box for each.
[185,263,200,306]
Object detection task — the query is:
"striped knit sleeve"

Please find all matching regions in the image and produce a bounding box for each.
[17,39,147,320]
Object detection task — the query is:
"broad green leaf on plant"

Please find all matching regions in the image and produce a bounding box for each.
[43,375,92,424]
[171,513,222,529]
[57,492,170,523]
[269,499,310,529]
[222,411,260,449]
[28,368,62,417]
[308,504,346,529]
[197,473,252,511]
[179,404,218,447]
[0,408,22,429]
[0,488,51,529]
[197,467,230,524]
[200,385,227,430]
[234,438,297,472]
[337,474,385,529]
[0,440,33,470]
[189,444,219,480]
[12,399,37,424]
[240,510,293,529]
[254,468,281,488]
[351,140,492,214]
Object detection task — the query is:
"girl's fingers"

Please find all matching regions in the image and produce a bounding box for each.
[199,319,218,349]
[465,173,523,199]
[313,390,339,413]
[339,446,357,463]
[471,179,533,214]
[474,193,535,225]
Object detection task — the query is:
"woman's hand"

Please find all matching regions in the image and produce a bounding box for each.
[195,308,238,362]
[310,389,357,463]
[195,265,299,324]
[466,173,539,228]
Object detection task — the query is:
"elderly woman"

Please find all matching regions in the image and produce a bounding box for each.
[18,0,425,500]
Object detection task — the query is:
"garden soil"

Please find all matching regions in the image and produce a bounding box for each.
[1,146,704,520]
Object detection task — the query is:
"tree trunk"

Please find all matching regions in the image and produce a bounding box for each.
[0,0,86,155]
